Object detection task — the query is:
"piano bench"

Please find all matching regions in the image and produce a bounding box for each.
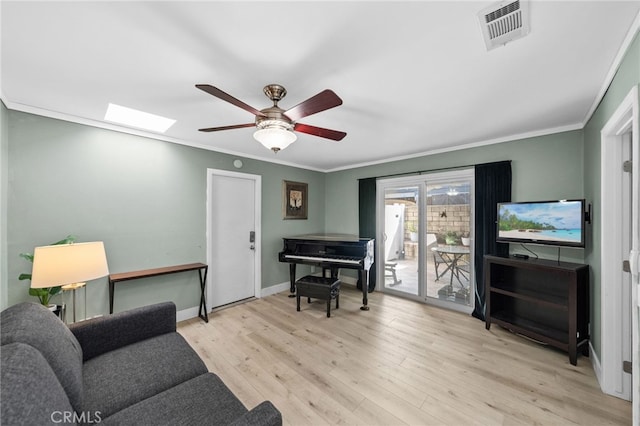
[295,275,340,318]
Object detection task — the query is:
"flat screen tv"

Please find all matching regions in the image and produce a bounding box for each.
[497,199,586,248]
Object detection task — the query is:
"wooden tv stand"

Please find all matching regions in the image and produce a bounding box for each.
[484,255,589,365]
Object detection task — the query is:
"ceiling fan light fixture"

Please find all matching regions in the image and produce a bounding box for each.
[253,120,297,153]
[196,84,346,146]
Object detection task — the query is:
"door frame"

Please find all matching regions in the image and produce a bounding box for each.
[206,168,262,309]
[599,85,638,407]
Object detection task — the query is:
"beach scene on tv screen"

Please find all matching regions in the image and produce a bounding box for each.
[498,202,582,243]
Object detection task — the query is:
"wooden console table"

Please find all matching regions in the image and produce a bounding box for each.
[108,263,209,322]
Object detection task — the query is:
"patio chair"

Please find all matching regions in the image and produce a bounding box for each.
[427,233,448,281]
[456,259,470,282]
[385,263,402,286]
[433,251,447,281]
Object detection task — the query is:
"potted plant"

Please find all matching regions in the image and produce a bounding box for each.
[445,230,459,245]
[19,235,76,309]
[461,232,470,246]
[407,222,418,242]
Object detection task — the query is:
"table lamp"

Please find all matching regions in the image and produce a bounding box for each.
[31,241,109,322]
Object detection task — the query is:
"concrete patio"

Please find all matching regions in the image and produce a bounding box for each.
[383,249,472,307]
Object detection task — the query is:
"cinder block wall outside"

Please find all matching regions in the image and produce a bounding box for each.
[386,200,470,244]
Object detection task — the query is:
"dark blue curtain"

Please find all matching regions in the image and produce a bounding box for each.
[358,178,377,291]
[472,161,511,320]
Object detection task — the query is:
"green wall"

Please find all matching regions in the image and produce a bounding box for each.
[583,31,640,360]
[1,101,8,310]
[6,111,324,315]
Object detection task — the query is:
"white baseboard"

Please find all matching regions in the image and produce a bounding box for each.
[177,282,292,322]
[339,275,358,286]
[590,341,604,391]
[259,274,359,298]
[176,306,201,322]
[261,281,290,297]
[178,277,361,322]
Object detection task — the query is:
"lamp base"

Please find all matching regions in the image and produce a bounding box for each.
[62,282,86,324]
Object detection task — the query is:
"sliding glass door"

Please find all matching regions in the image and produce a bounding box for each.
[377,169,474,313]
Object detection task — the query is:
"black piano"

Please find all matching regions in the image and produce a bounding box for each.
[278,233,375,311]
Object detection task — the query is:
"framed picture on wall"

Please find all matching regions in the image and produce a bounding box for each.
[282,180,308,220]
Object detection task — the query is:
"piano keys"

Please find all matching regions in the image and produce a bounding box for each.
[278,233,375,311]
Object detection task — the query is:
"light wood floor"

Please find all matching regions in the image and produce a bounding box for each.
[178,286,631,425]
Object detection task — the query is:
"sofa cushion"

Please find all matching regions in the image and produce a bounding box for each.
[0,302,84,412]
[101,373,248,425]
[1,342,77,425]
[82,332,207,418]
[70,302,177,362]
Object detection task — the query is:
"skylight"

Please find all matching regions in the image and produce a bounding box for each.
[104,103,176,133]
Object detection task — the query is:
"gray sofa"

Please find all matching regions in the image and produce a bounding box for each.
[1,301,282,425]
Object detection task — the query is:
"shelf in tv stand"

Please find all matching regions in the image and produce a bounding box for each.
[491,310,568,347]
[490,283,568,310]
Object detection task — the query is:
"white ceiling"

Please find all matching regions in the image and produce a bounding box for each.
[2,1,639,172]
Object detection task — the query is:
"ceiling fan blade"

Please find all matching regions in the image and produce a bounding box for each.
[284,89,343,121]
[198,123,255,132]
[294,123,346,141]
[196,84,266,117]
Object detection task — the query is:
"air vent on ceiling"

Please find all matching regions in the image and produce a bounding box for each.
[478,0,530,51]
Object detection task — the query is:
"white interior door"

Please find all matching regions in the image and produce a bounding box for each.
[629,115,639,426]
[600,86,637,410]
[207,169,261,309]
[621,132,633,393]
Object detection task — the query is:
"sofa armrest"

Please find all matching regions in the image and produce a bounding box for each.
[69,302,177,362]
[228,401,282,426]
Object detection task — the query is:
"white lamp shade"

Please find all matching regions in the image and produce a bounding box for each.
[253,127,297,151]
[30,242,109,288]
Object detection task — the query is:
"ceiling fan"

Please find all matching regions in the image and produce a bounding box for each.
[196,84,347,153]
